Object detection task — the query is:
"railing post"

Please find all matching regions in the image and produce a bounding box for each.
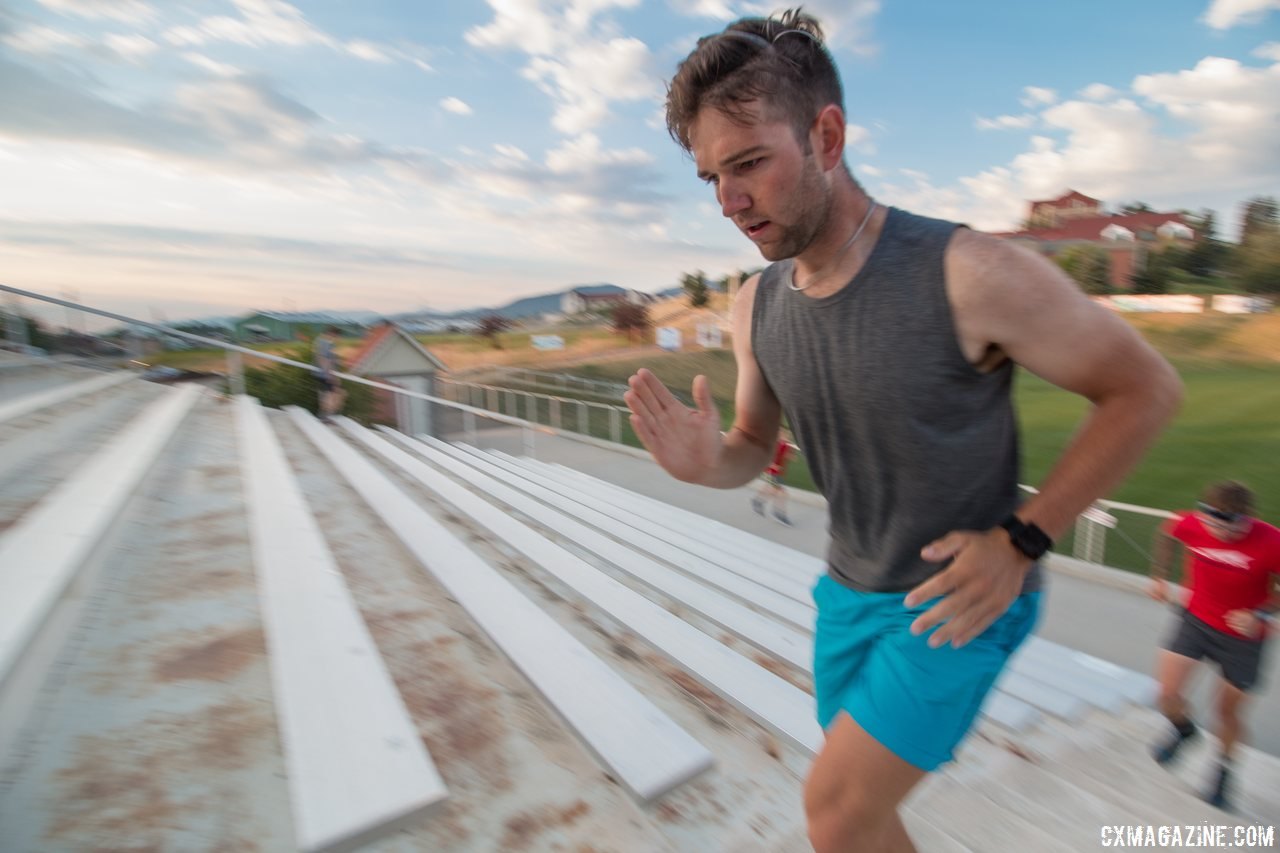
[227,350,245,396]
[464,410,477,445]
[610,407,620,444]
[578,400,587,435]
[487,386,497,411]
[551,397,561,430]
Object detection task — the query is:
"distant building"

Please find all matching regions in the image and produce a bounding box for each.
[232,311,379,342]
[560,286,651,316]
[994,190,1198,290]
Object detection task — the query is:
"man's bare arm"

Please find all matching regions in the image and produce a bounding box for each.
[950,232,1183,540]
[907,232,1181,648]
[625,274,781,488]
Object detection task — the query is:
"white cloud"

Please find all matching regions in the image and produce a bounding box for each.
[858,163,881,177]
[668,0,736,19]
[493,144,529,161]
[440,97,473,116]
[845,123,876,153]
[524,37,657,134]
[344,40,391,63]
[103,33,158,61]
[1079,83,1117,100]
[866,53,1280,233]
[975,113,1036,130]
[37,0,154,24]
[1254,41,1280,60]
[2,25,85,54]
[1020,86,1057,107]
[184,53,241,77]
[160,0,430,73]
[545,133,653,175]
[1201,0,1280,29]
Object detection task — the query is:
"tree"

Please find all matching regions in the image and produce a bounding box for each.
[1119,201,1154,215]
[611,303,652,343]
[682,271,709,308]
[475,314,511,349]
[1178,208,1226,278]
[1054,244,1112,294]
[241,342,374,421]
[1133,244,1199,294]
[1234,197,1280,294]
[1240,196,1278,247]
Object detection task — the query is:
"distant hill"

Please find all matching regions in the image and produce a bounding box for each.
[395,283,630,323]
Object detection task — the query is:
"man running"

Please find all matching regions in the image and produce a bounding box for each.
[627,9,1182,851]
[1148,481,1280,810]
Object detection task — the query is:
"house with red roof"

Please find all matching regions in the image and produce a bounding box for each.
[994,190,1198,290]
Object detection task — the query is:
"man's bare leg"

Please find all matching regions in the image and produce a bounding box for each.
[804,712,927,853]
[1215,681,1248,760]
[1156,649,1198,725]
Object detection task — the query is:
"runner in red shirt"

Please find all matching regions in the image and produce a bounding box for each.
[1147,481,1280,810]
[751,429,797,526]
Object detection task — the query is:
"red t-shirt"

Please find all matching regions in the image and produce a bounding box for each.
[765,440,793,477]
[1167,512,1280,639]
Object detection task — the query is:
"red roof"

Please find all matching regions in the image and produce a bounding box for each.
[346,321,396,372]
[1029,189,1101,208]
[1002,211,1193,242]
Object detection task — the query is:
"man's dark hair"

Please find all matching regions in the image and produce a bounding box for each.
[1203,480,1254,515]
[665,7,843,154]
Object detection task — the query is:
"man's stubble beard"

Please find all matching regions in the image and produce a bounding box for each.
[757,154,834,263]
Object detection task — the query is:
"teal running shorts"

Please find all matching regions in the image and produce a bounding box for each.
[812,573,1041,771]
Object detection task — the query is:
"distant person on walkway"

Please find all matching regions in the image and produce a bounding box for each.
[752,429,797,525]
[314,326,346,424]
[626,8,1181,851]
[1147,480,1280,810]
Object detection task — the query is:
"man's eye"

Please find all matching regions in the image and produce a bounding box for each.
[738,158,761,171]
[702,174,720,186]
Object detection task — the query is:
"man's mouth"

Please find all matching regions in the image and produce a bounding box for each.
[744,221,771,238]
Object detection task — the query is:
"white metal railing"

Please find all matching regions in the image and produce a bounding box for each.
[2,283,1179,575]
[436,377,631,445]
[0,284,545,455]
[466,367,630,401]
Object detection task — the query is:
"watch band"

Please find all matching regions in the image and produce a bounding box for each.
[1000,514,1053,561]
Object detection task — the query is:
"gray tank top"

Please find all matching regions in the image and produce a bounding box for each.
[751,207,1042,594]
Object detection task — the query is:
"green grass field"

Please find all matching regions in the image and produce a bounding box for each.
[545,351,1280,572]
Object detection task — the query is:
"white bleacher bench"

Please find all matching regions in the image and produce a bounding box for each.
[237,397,448,853]
[346,423,825,755]
[424,438,814,625]
[289,408,714,802]
[0,370,135,425]
[389,430,813,669]
[481,445,819,596]
[0,384,200,764]
[503,449,827,581]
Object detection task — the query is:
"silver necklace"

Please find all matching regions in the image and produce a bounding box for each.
[788,201,879,292]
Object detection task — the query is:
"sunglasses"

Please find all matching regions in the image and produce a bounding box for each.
[1197,501,1242,525]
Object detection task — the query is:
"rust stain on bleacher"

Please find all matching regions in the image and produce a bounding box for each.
[498,799,592,849]
[151,626,265,683]
[45,700,272,846]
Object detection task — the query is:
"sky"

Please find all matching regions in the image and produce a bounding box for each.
[0,0,1277,326]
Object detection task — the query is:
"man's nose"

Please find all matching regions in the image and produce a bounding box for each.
[718,179,750,219]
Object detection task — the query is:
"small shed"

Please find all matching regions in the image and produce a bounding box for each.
[347,322,447,438]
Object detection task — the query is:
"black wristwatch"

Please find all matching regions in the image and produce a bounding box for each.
[1000,514,1053,561]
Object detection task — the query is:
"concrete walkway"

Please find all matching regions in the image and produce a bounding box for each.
[466,425,1280,758]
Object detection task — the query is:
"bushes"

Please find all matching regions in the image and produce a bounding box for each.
[239,342,375,422]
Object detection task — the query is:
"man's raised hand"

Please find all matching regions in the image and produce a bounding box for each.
[624,369,722,483]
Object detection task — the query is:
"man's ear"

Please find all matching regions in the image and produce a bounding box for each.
[811,104,846,172]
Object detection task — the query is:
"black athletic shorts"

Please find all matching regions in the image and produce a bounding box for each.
[1162,608,1267,691]
[315,372,340,393]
